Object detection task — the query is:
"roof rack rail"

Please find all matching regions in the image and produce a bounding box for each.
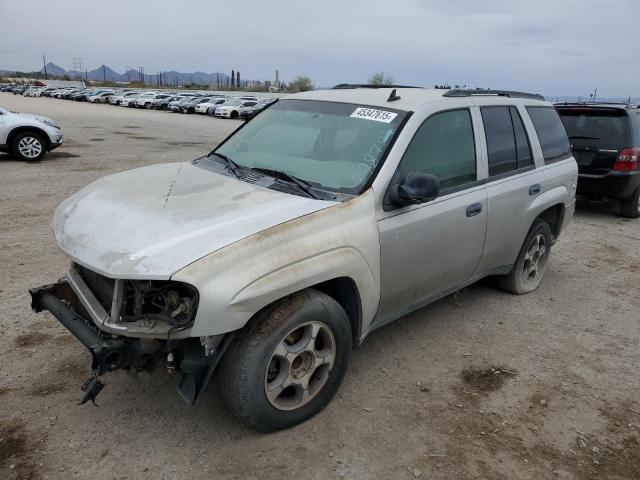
[331,83,422,90]
[555,101,637,107]
[443,89,545,101]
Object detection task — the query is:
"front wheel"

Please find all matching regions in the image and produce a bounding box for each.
[219,290,351,432]
[11,132,46,162]
[497,219,552,295]
[230,110,239,119]
[620,187,640,219]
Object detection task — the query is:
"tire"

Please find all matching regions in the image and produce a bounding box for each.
[11,132,47,162]
[619,187,640,219]
[230,110,239,120]
[219,289,351,432]
[497,219,553,295]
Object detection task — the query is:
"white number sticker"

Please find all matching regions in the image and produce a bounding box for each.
[350,107,398,123]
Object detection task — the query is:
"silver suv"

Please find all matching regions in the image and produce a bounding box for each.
[0,107,63,161]
[30,86,577,431]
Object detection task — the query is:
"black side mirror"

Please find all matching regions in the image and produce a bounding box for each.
[389,172,440,207]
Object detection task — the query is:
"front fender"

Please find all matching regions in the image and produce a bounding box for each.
[172,189,381,337]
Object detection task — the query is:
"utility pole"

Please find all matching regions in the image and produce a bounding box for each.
[42,53,48,80]
[103,65,106,83]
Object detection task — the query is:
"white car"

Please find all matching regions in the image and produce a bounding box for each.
[134,92,159,108]
[195,97,228,114]
[110,91,138,105]
[88,92,114,103]
[24,87,44,97]
[214,100,258,119]
[0,106,63,161]
[121,94,143,107]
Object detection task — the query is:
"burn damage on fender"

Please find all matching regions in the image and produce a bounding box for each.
[29,277,230,405]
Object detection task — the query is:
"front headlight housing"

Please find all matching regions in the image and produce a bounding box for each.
[39,118,61,130]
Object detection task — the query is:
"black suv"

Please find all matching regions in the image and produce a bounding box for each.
[556,103,640,218]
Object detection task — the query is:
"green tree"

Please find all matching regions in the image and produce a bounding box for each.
[369,72,394,85]
[288,75,313,92]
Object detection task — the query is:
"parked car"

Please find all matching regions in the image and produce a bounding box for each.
[240,100,276,120]
[0,106,63,161]
[205,98,234,115]
[110,91,138,105]
[169,96,198,112]
[23,87,44,97]
[145,93,177,109]
[556,103,640,218]
[179,97,214,114]
[215,100,259,119]
[120,93,142,107]
[12,85,28,95]
[134,92,159,108]
[88,91,115,103]
[195,96,228,114]
[29,86,577,431]
[71,89,96,101]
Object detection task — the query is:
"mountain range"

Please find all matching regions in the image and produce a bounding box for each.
[5,62,234,85]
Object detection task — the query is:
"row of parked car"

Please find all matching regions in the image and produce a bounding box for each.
[3,83,277,121]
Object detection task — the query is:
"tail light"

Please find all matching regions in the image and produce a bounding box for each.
[613,148,639,171]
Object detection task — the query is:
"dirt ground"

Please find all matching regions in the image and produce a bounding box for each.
[1,93,639,480]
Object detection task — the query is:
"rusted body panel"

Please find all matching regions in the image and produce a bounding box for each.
[172,189,381,339]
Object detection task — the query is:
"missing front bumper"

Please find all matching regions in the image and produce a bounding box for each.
[29,281,232,405]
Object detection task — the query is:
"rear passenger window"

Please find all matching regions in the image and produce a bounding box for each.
[511,107,533,168]
[397,109,476,190]
[481,107,517,176]
[526,107,572,163]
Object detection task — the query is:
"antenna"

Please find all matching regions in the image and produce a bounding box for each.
[387,88,401,102]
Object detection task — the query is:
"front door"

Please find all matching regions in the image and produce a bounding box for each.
[376,108,488,322]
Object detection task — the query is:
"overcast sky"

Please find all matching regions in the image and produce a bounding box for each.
[1,0,639,96]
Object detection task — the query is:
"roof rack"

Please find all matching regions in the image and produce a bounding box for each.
[555,101,638,107]
[331,83,422,90]
[443,89,545,101]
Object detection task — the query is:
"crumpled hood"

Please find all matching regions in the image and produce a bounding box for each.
[53,162,337,279]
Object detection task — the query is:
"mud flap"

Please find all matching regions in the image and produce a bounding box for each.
[177,334,235,405]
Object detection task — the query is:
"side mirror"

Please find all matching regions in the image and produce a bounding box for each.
[389,172,440,207]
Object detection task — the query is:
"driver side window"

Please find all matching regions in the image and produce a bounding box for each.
[396,109,477,190]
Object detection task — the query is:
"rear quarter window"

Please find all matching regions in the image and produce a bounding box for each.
[526,107,572,163]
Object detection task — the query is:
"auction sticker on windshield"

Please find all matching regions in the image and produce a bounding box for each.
[350,107,398,123]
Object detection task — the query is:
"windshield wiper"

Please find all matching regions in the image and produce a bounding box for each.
[210,152,241,178]
[250,167,321,200]
[569,135,600,140]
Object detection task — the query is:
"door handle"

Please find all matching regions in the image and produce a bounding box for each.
[466,203,482,217]
[529,184,541,196]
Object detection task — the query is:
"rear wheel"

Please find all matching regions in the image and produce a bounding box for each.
[219,290,351,432]
[11,132,46,162]
[620,187,640,219]
[497,219,552,294]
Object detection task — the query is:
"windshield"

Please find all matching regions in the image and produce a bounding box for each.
[213,99,406,194]
[558,108,630,149]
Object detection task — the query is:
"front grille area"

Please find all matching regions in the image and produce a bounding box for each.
[74,263,115,312]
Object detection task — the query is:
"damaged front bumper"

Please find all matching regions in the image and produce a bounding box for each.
[29,280,233,405]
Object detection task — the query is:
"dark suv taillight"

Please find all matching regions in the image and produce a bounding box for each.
[613,148,639,171]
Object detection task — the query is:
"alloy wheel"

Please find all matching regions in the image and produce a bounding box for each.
[18,136,43,159]
[522,233,547,287]
[264,321,336,411]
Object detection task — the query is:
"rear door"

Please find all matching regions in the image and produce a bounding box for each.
[474,104,543,273]
[557,107,631,174]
